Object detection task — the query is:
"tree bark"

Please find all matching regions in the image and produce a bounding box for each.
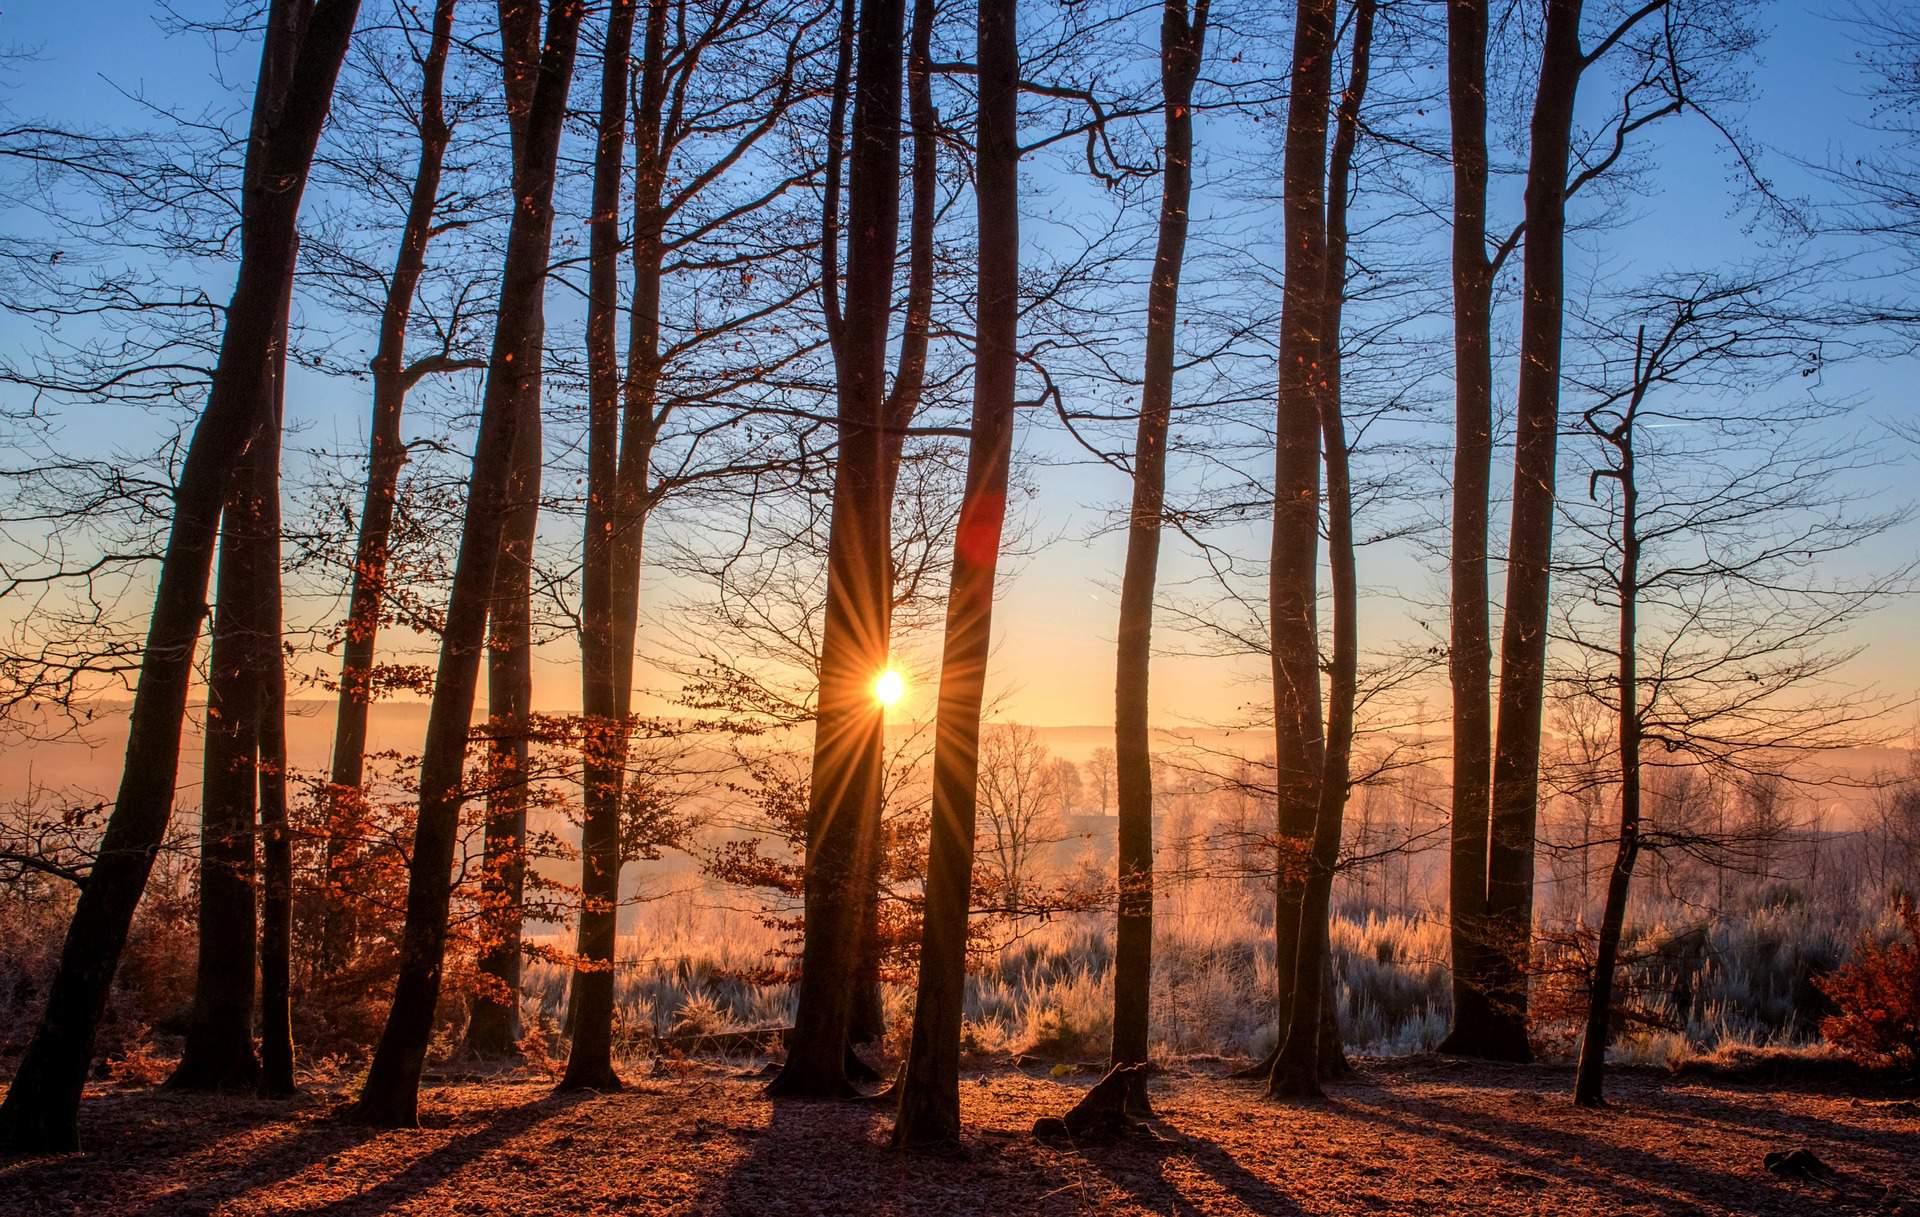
[321,0,459,975]
[1272,0,1372,1099]
[464,0,547,1065]
[1265,0,1334,1101]
[1439,0,1501,1059]
[0,0,358,1154]
[559,0,639,1091]
[1482,0,1585,1064]
[891,0,1018,1146]
[772,0,904,1101]
[355,0,583,1129]
[1109,0,1208,1117]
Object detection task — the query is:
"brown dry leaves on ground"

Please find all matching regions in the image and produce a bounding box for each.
[2,1057,1916,1216]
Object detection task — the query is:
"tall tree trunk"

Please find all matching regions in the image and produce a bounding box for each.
[559,0,639,1091]
[256,292,296,1097]
[1264,0,1333,1101]
[0,0,358,1154]
[1109,0,1208,1116]
[1482,0,1584,1063]
[465,0,548,1063]
[1439,0,1501,1058]
[168,422,273,1094]
[890,0,1017,1146]
[354,0,583,1129]
[322,0,459,975]
[1574,341,1645,1109]
[847,0,941,1061]
[1272,0,1372,1099]
[774,0,905,1100]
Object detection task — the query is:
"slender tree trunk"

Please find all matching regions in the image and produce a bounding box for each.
[464,0,546,1063]
[891,0,1017,1146]
[1110,0,1208,1117]
[169,423,271,1094]
[321,0,459,974]
[1265,0,1334,1101]
[355,0,583,1129]
[772,0,904,1101]
[847,0,941,1061]
[1574,345,1644,1109]
[559,0,639,1091]
[256,302,297,1097]
[1272,0,1372,1099]
[1439,0,1501,1059]
[466,417,539,1058]
[1482,0,1584,1063]
[0,0,358,1154]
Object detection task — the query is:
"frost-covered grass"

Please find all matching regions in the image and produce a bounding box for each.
[515,873,1901,1068]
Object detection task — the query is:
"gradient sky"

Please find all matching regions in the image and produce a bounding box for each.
[2,1,1914,733]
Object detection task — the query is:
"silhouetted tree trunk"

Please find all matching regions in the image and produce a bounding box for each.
[0,0,359,1154]
[1573,346,1642,1109]
[1272,0,1371,1099]
[1439,0,1501,1059]
[1265,0,1334,1101]
[772,0,904,1100]
[169,418,274,1094]
[1110,0,1208,1117]
[463,0,545,1064]
[355,0,583,1129]
[559,0,638,1092]
[891,0,1017,1147]
[322,0,460,975]
[256,346,295,1096]
[848,0,940,1062]
[1482,0,1584,1063]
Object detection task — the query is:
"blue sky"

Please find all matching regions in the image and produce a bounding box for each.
[2,0,1914,731]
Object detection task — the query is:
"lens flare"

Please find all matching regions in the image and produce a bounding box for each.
[873,668,906,708]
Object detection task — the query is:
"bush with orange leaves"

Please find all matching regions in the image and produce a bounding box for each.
[1817,896,1920,1074]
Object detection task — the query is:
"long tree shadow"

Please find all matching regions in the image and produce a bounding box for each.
[291,1090,592,1216]
[693,1086,1125,1216]
[0,1089,378,1217]
[1068,1120,1310,1216]
[1337,1086,1852,1213]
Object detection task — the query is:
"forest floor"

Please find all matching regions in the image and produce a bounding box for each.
[2,1054,1916,1216]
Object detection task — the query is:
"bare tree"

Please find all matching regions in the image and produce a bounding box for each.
[1554,270,1906,1104]
[892,0,1019,1141]
[1107,0,1208,1115]
[319,0,478,972]
[355,0,584,1129]
[775,0,905,1100]
[1270,0,1374,1100]
[1458,0,1764,1061]
[0,0,363,1154]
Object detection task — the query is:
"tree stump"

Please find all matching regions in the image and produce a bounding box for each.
[1031,1062,1151,1142]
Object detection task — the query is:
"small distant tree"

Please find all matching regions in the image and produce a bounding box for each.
[1087,746,1118,816]
[976,725,1065,913]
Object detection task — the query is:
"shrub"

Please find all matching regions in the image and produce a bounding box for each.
[1818,896,1920,1073]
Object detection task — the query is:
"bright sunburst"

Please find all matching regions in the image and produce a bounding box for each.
[872,667,906,708]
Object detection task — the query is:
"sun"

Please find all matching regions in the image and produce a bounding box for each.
[872,667,907,708]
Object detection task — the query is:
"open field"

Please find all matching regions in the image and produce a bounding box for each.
[3,1058,1915,1217]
